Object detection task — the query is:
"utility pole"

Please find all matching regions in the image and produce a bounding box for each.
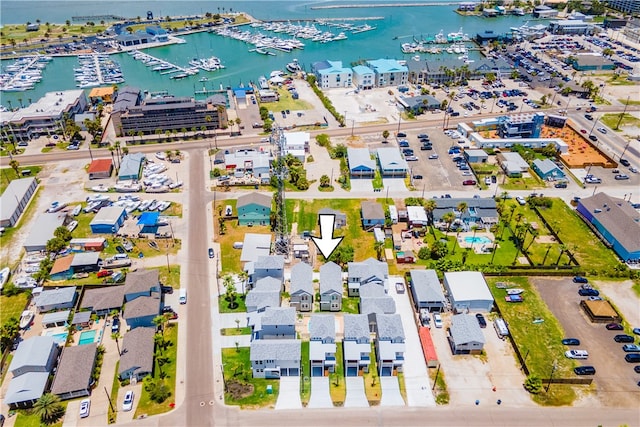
[104,386,116,413]
[615,96,630,130]
[545,360,557,393]
[396,113,402,135]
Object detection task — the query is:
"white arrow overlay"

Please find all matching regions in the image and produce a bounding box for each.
[311,214,344,259]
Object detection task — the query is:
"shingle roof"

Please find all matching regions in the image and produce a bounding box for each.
[348,258,388,283]
[375,313,405,341]
[359,282,385,298]
[450,314,486,346]
[80,286,125,312]
[237,192,272,209]
[250,339,301,361]
[255,276,282,292]
[360,202,385,221]
[34,286,77,310]
[50,343,97,396]
[320,261,342,295]
[309,315,335,341]
[124,295,160,320]
[4,371,49,405]
[72,311,92,325]
[262,307,296,326]
[376,147,408,172]
[119,327,155,378]
[70,252,100,267]
[343,314,370,341]
[9,336,56,373]
[124,269,159,295]
[360,296,396,315]
[50,255,74,275]
[245,289,281,312]
[290,262,313,296]
[347,148,375,172]
[410,269,446,304]
[255,255,285,271]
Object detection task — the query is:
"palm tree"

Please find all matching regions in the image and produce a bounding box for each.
[442,212,456,232]
[374,240,385,261]
[111,332,121,355]
[9,159,20,176]
[555,244,567,266]
[33,393,64,424]
[423,199,437,226]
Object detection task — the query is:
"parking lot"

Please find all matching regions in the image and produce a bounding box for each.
[531,277,639,407]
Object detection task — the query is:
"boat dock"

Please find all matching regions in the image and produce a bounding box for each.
[128,50,198,79]
[0,55,50,92]
[311,3,461,9]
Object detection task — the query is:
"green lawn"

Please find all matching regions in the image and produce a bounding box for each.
[500,174,546,190]
[600,113,640,131]
[341,295,359,314]
[300,341,310,405]
[109,361,120,424]
[328,342,346,405]
[221,327,252,336]
[0,187,42,253]
[270,87,314,112]
[618,98,640,106]
[0,291,29,325]
[222,347,279,408]
[0,166,41,193]
[218,294,247,314]
[134,324,178,417]
[486,276,577,406]
[13,401,67,427]
[362,343,382,404]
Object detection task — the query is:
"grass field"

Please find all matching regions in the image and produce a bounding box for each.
[0,291,30,324]
[222,347,279,408]
[0,166,41,193]
[300,341,310,405]
[600,113,640,131]
[329,342,346,405]
[271,87,314,112]
[362,343,382,404]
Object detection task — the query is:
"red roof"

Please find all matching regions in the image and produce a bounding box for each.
[418,327,438,363]
[88,158,113,174]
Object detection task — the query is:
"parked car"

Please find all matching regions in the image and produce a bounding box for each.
[588,135,598,142]
[615,174,630,180]
[620,159,630,167]
[111,317,120,333]
[573,276,588,284]
[578,288,599,296]
[115,245,126,254]
[208,248,215,258]
[122,391,134,411]
[565,349,589,359]
[597,127,607,134]
[428,154,439,159]
[412,174,423,180]
[161,285,173,294]
[574,366,596,375]
[462,179,477,186]
[475,313,487,328]
[625,353,640,363]
[396,132,407,138]
[634,366,640,373]
[79,399,91,418]
[614,334,635,343]
[417,133,429,139]
[516,196,526,206]
[562,338,580,346]
[606,323,624,330]
[633,328,640,335]
[623,344,640,352]
[433,313,443,328]
[97,270,110,278]
[585,114,593,120]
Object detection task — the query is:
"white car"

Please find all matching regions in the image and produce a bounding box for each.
[433,313,443,328]
[122,390,134,412]
[565,349,589,359]
[516,196,526,206]
[79,399,91,418]
[597,127,607,134]
[428,154,439,160]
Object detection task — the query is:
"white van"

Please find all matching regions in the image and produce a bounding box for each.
[565,350,588,359]
[494,318,509,338]
[113,253,129,260]
[233,242,243,249]
[179,288,187,304]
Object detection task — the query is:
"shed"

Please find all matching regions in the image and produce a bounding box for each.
[71,311,93,329]
[449,313,485,354]
[396,251,415,264]
[87,158,113,180]
[464,149,489,164]
[580,300,622,323]
[50,343,98,400]
[90,206,127,234]
[443,271,493,313]
[137,211,160,234]
[409,269,446,312]
[34,287,77,313]
[0,177,38,228]
[70,252,101,273]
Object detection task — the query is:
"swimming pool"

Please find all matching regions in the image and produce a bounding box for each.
[464,236,492,244]
[78,330,97,345]
[45,331,68,345]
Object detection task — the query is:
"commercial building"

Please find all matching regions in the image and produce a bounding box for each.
[23,212,66,252]
[110,86,228,137]
[0,177,38,227]
[407,58,514,85]
[548,20,596,35]
[366,59,408,87]
[568,55,616,71]
[87,158,113,180]
[311,60,353,89]
[532,5,559,19]
[497,113,545,139]
[283,131,310,162]
[90,206,127,234]
[118,153,145,181]
[443,271,494,313]
[464,149,489,164]
[606,0,640,14]
[397,94,441,114]
[0,90,88,141]
[352,65,375,90]
[88,86,116,104]
[237,192,272,226]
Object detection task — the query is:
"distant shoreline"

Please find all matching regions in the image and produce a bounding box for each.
[311,2,462,9]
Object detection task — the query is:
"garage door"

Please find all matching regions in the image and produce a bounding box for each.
[380,367,392,377]
[346,367,358,377]
[288,368,299,376]
[312,367,323,377]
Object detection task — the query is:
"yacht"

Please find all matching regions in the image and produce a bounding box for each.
[286,59,302,73]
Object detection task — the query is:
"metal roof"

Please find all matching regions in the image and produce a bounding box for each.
[42,310,71,325]
[35,287,77,310]
[450,314,486,346]
[4,371,50,405]
[9,336,56,373]
[444,271,494,303]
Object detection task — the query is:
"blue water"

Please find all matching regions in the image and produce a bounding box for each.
[464,236,492,244]
[78,329,97,345]
[1,1,532,107]
[45,331,69,345]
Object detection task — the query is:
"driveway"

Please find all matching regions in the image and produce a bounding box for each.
[382,178,408,192]
[219,313,249,329]
[275,376,302,410]
[343,376,369,407]
[219,335,251,348]
[307,376,333,408]
[380,376,405,406]
[349,179,373,192]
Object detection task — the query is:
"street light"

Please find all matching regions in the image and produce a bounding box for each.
[545,360,557,393]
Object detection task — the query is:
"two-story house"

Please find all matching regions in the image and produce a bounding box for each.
[359,283,396,331]
[347,258,388,297]
[250,339,301,378]
[360,201,385,230]
[246,276,282,313]
[309,315,337,376]
[123,295,161,328]
[123,269,160,302]
[237,192,272,226]
[289,262,314,312]
[319,261,342,311]
[251,307,296,340]
[250,255,285,286]
[343,314,372,376]
[374,314,405,376]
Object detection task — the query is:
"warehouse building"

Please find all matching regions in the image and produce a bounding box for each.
[0,177,38,227]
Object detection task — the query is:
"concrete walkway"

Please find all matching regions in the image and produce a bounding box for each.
[380,376,405,407]
[307,377,333,408]
[275,376,302,410]
[219,313,249,329]
[343,377,369,408]
[219,334,251,349]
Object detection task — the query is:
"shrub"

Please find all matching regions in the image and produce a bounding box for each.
[418,247,430,260]
[524,374,543,394]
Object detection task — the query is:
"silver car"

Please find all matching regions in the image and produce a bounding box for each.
[79,399,91,418]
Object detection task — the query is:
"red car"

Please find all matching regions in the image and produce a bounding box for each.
[462,180,477,186]
[96,270,110,278]
[580,129,587,134]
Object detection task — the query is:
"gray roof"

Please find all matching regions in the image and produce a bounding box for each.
[70,251,100,267]
[9,336,56,373]
[579,193,640,253]
[290,262,313,296]
[255,276,282,292]
[450,314,486,346]
[1,177,36,223]
[433,197,498,223]
[347,147,376,172]
[465,149,489,159]
[409,269,446,304]
[42,310,71,325]
[240,233,272,262]
[360,296,396,315]
[34,286,77,310]
[343,314,370,341]
[124,269,159,295]
[81,286,125,312]
[118,153,145,179]
[237,192,272,209]
[375,313,405,341]
[250,339,301,361]
[359,282,386,298]
[376,147,408,172]
[118,327,156,377]
[245,289,281,312]
[262,306,296,326]
[50,343,97,396]
[348,258,388,283]
[255,255,285,271]
[533,158,559,175]
[23,213,66,250]
[124,295,160,320]
[320,261,342,295]
[318,208,346,222]
[309,315,335,341]
[90,206,125,226]
[4,371,49,405]
[399,94,440,109]
[360,202,385,221]
[72,311,92,325]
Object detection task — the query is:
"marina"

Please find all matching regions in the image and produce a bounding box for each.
[74,54,124,88]
[0,55,51,92]
[128,50,200,79]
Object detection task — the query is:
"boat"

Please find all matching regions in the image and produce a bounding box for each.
[199,76,209,82]
[506,288,524,295]
[505,295,524,303]
[91,184,111,192]
[114,183,142,193]
[286,59,302,73]
[156,201,172,212]
[13,276,37,288]
[0,267,10,291]
[148,240,160,250]
[71,204,82,216]
[102,257,132,269]
[66,220,78,232]
[71,272,89,279]
[19,310,34,329]
[47,201,67,213]
[122,239,134,252]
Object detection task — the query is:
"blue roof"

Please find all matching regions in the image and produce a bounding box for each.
[367,59,408,74]
[137,211,160,226]
[352,65,374,75]
[315,60,351,76]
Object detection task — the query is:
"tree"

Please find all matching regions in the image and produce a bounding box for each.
[224,275,237,309]
[374,240,385,261]
[111,331,121,355]
[143,377,171,403]
[153,314,169,335]
[430,240,448,260]
[382,130,389,141]
[524,374,543,394]
[417,246,430,260]
[442,212,456,232]
[328,244,354,266]
[54,226,72,242]
[9,159,20,176]
[0,317,20,352]
[33,393,64,424]
[423,199,437,226]
[46,236,67,255]
[319,174,330,188]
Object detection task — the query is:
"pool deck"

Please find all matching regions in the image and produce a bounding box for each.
[454,231,496,254]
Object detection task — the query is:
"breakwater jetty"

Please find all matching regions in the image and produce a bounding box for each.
[311,2,463,9]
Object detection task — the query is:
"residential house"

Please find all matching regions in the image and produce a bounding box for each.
[237,192,272,226]
[250,339,301,378]
[347,147,376,178]
[374,313,406,376]
[319,261,343,312]
[343,314,372,376]
[289,262,314,312]
[497,152,529,177]
[225,149,272,181]
[407,206,428,227]
[50,343,98,400]
[49,255,75,281]
[309,315,337,376]
[124,269,160,302]
[432,197,499,229]
[376,147,408,178]
[70,252,101,274]
[409,269,446,312]
[8,336,59,377]
[123,295,161,328]
[396,250,415,264]
[347,258,388,297]
[80,285,125,316]
[90,206,127,234]
[312,60,353,89]
[352,65,375,90]
[532,158,566,181]
[283,131,310,162]
[361,202,385,230]
[245,276,282,313]
[443,271,494,313]
[359,283,396,331]
[118,327,156,381]
[118,153,145,181]
[251,255,285,284]
[449,314,486,354]
[252,307,297,340]
[4,371,51,408]
[240,233,272,263]
[366,59,408,87]
[34,286,77,313]
[318,208,347,229]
